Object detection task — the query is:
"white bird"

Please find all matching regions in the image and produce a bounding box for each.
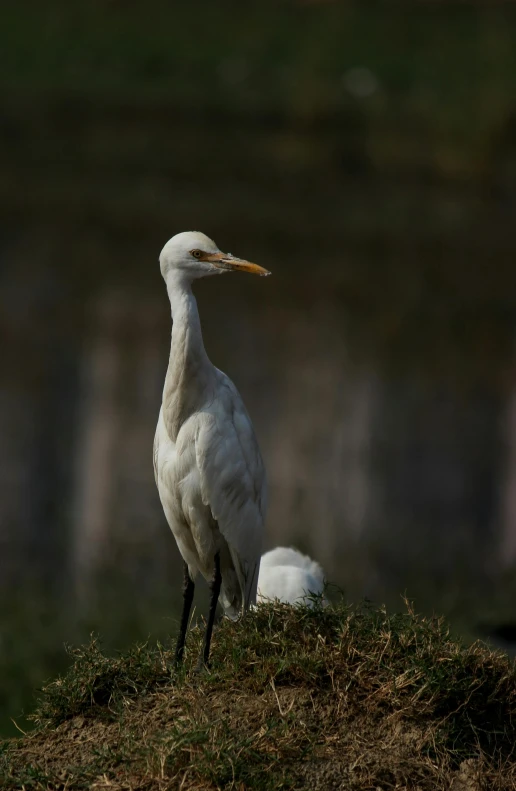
[257,547,326,607]
[153,231,270,668]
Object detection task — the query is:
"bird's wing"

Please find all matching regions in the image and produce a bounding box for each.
[152,408,162,487]
[195,376,266,613]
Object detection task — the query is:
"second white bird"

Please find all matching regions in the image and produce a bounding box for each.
[257,547,326,607]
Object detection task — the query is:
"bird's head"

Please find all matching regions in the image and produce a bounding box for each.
[159,231,270,284]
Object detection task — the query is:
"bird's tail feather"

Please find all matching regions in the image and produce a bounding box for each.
[219,548,259,620]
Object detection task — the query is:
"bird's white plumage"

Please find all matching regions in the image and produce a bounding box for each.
[259,546,324,582]
[257,547,326,607]
[257,566,324,607]
[154,231,267,620]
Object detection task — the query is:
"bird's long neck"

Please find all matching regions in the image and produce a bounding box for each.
[162,276,215,441]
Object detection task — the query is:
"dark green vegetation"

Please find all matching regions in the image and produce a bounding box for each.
[5,0,516,233]
[4,1,516,169]
[2,601,516,790]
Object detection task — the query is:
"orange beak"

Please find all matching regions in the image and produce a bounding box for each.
[202,251,271,276]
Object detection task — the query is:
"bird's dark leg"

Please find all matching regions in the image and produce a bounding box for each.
[197,552,221,671]
[175,562,195,666]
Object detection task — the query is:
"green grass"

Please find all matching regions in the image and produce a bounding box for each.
[2,599,516,789]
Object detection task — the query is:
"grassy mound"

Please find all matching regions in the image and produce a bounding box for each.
[1,600,516,790]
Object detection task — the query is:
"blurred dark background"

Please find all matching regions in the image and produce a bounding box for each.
[3,0,516,736]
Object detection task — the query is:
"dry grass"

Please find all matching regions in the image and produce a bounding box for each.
[2,599,516,790]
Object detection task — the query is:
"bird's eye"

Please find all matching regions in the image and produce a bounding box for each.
[190,249,202,259]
